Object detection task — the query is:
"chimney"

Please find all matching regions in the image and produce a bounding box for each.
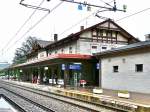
[80,26,84,31]
[145,34,150,41]
[54,34,58,42]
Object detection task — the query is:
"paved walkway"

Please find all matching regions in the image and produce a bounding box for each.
[5,80,150,107]
[64,86,150,106]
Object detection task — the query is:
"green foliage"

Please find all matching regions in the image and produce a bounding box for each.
[13,36,37,64]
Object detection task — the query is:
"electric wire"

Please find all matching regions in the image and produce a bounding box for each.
[3,1,150,59]
[99,0,113,7]
[2,0,45,53]
[116,7,150,21]
[59,12,94,37]
[59,0,114,37]
[60,7,150,38]
[5,1,64,52]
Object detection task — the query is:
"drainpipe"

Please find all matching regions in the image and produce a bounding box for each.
[99,59,102,88]
[63,63,68,89]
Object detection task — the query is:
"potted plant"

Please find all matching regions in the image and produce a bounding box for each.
[118,90,130,98]
[93,87,103,94]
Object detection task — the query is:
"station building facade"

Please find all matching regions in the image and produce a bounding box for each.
[8,19,139,88]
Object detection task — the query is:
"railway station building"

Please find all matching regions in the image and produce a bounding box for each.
[6,19,139,88]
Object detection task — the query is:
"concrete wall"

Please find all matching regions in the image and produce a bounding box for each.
[38,51,47,59]
[77,40,126,55]
[101,52,150,93]
[48,42,77,55]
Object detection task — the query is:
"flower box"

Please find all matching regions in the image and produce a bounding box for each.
[118,90,130,98]
[93,88,103,94]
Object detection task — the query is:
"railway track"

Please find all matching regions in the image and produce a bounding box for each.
[0,80,124,112]
[0,87,54,112]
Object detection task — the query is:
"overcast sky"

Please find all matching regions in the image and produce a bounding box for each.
[1,0,150,63]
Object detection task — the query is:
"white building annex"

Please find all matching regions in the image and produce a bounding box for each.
[95,41,150,94]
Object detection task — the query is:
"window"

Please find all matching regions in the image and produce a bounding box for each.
[69,47,72,54]
[55,51,57,54]
[103,30,106,36]
[92,31,97,35]
[135,64,143,72]
[107,31,111,37]
[112,31,116,37]
[102,46,107,50]
[91,46,97,49]
[48,51,51,56]
[113,66,118,72]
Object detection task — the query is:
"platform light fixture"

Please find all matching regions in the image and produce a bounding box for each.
[44,67,48,70]
[73,62,82,65]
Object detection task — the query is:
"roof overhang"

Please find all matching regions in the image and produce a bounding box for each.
[95,41,150,59]
[11,54,93,69]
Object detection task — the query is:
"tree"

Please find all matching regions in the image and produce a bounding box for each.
[13,36,37,64]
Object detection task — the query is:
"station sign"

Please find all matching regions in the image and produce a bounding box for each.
[69,64,81,70]
[61,64,81,70]
[96,63,100,69]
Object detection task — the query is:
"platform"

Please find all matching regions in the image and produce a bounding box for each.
[5,80,150,112]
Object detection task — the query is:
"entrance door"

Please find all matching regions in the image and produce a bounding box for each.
[73,72,78,87]
[72,71,81,87]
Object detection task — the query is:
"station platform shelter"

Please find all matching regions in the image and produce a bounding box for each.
[6,54,99,88]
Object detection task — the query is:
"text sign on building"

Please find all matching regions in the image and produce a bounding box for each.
[69,64,81,70]
[96,63,100,69]
[61,64,66,70]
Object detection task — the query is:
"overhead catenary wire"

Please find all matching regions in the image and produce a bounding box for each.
[2,0,45,53]
[60,7,150,38]
[5,1,64,52]
[59,0,114,36]
[116,7,150,21]
[59,12,95,37]
[99,0,114,8]
[3,1,150,57]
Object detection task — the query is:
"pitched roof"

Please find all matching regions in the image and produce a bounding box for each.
[45,19,140,49]
[26,40,53,57]
[36,40,53,48]
[95,41,150,57]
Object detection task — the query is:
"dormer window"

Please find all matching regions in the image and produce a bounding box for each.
[112,31,116,37]
[103,30,106,36]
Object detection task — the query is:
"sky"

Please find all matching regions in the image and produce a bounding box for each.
[0,0,150,63]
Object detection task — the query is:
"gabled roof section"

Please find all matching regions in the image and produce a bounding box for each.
[78,19,140,42]
[36,40,53,48]
[45,19,140,49]
[26,40,53,58]
[95,41,150,58]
